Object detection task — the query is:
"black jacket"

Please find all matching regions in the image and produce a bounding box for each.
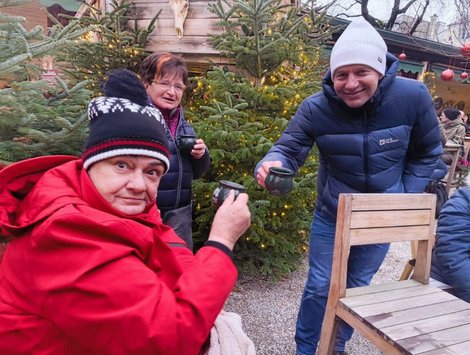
[157,108,210,213]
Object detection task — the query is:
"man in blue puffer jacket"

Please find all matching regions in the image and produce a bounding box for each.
[431,187,470,302]
[255,18,442,355]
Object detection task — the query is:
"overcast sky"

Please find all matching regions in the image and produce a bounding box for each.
[315,0,457,24]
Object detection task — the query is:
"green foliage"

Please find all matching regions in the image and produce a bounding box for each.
[0,0,86,76]
[0,77,91,162]
[187,65,323,277]
[58,0,159,95]
[185,0,331,277]
[0,1,92,163]
[208,0,331,86]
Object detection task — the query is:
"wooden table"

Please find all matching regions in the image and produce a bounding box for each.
[442,144,461,195]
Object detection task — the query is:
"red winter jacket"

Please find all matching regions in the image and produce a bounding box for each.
[0,156,237,354]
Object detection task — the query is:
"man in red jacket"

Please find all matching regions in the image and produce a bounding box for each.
[0,69,251,354]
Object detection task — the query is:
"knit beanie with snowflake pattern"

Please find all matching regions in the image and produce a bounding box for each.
[81,69,170,172]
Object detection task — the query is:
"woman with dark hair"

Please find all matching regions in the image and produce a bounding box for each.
[140,52,210,249]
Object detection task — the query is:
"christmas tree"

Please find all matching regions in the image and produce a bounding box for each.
[187,0,332,277]
[58,0,159,95]
[0,0,91,164]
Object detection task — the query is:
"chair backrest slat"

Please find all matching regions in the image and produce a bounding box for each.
[350,225,433,245]
[346,193,435,211]
[350,210,432,229]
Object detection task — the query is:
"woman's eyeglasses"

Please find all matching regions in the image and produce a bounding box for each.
[152,81,185,93]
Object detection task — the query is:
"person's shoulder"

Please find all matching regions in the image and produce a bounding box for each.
[441,187,470,214]
[300,91,327,107]
[394,76,428,91]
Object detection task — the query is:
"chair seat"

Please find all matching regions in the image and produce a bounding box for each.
[338,280,470,354]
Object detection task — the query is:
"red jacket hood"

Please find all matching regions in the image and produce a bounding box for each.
[0,156,80,239]
[0,155,160,240]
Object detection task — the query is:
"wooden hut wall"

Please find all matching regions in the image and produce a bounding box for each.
[132,0,298,71]
[2,0,48,30]
[132,0,226,69]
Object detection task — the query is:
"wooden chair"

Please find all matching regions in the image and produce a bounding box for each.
[317,193,470,355]
[464,136,470,161]
[398,240,419,281]
[441,144,461,195]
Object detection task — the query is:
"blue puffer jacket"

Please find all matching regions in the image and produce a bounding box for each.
[431,187,470,302]
[157,108,210,213]
[256,54,442,220]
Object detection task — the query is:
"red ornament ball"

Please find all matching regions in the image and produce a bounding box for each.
[398,52,407,60]
[441,69,455,81]
[461,71,469,80]
[460,43,470,57]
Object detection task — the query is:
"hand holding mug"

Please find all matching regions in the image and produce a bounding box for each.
[179,135,197,154]
[209,190,251,251]
[191,138,206,159]
[212,180,246,209]
[256,160,282,188]
[265,166,295,196]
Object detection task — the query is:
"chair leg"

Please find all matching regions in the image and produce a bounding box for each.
[317,312,340,355]
[399,259,415,281]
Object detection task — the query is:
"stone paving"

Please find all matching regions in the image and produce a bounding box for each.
[225,243,411,354]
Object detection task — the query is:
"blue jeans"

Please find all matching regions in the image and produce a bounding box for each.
[295,210,390,355]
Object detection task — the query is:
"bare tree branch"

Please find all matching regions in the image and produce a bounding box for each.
[409,0,429,34]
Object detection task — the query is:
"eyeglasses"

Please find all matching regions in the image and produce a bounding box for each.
[152,80,185,93]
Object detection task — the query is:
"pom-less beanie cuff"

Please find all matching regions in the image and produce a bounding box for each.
[330,17,387,77]
[82,142,170,172]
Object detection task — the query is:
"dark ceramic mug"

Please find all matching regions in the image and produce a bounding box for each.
[212,180,246,209]
[179,135,197,154]
[265,166,294,196]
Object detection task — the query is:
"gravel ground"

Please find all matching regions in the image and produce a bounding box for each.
[225,242,412,355]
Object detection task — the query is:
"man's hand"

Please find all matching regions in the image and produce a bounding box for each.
[256,161,282,188]
[208,191,251,251]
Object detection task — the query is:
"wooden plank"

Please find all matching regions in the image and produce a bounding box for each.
[132,2,221,20]
[397,323,470,353]
[418,340,470,354]
[350,210,432,228]
[350,225,432,245]
[365,299,470,329]
[147,34,219,55]
[134,0,216,5]
[381,309,470,341]
[137,18,223,37]
[349,193,436,211]
[347,291,457,318]
[336,305,404,355]
[342,285,440,308]
[412,239,433,283]
[3,0,48,30]
[346,279,421,297]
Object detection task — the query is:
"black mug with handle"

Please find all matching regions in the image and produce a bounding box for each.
[265,166,295,196]
[212,180,246,209]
